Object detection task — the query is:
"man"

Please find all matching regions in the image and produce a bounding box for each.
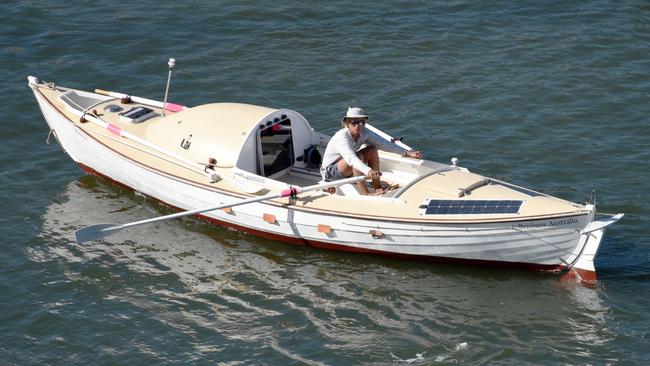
[320,107,422,195]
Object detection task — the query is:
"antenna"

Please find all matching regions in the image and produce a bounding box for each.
[162,58,176,117]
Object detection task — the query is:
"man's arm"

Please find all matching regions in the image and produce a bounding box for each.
[337,133,372,174]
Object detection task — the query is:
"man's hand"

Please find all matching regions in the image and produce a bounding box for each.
[405,150,423,159]
[367,169,381,180]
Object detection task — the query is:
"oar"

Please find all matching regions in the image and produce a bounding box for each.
[75,175,367,244]
[365,122,412,151]
[94,88,188,113]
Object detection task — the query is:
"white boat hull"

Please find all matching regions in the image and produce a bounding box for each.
[30,81,613,282]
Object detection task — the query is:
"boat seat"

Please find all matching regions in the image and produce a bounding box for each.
[318,179,360,197]
[327,180,407,197]
[322,180,399,197]
[336,183,361,197]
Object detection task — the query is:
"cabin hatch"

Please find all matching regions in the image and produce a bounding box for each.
[258,118,294,177]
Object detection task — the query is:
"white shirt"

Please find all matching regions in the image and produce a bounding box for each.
[320,127,407,179]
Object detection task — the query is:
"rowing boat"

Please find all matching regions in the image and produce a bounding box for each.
[27,73,622,284]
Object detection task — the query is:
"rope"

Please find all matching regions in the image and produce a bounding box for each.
[45,129,54,144]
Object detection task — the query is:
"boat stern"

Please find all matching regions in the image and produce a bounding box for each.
[567,227,605,284]
[566,204,624,285]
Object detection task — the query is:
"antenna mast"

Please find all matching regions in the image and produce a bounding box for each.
[162,58,176,116]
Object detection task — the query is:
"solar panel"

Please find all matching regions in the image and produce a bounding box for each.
[421,199,523,215]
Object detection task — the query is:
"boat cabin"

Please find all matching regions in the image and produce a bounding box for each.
[141,103,335,187]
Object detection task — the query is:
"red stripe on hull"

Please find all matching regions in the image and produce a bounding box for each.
[77,162,567,274]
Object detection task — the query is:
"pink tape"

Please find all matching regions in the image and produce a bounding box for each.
[165,103,185,112]
[107,124,122,136]
[280,187,302,197]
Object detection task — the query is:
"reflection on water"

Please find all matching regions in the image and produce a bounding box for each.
[29,176,618,364]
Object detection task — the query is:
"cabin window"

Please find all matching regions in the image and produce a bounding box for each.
[258,119,294,177]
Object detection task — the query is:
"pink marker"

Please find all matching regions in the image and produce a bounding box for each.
[107,124,122,136]
[280,187,301,197]
[165,103,185,113]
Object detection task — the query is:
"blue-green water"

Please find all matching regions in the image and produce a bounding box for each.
[2,1,649,364]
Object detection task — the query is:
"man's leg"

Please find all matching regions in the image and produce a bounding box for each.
[359,146,381,190]
[336,158,371,195]
[335,148,383,195]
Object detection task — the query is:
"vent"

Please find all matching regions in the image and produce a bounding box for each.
[119,106,157,123]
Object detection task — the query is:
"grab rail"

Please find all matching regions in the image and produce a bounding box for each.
[392,166,458,198]
[458,178,492,197]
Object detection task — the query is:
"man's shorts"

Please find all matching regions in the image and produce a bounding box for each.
[323,162,350,182]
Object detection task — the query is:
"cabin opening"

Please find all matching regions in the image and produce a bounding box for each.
[258,118,294,178]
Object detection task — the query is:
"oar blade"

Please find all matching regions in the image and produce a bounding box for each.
[73,176,367,243]
[75,223,124,244]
